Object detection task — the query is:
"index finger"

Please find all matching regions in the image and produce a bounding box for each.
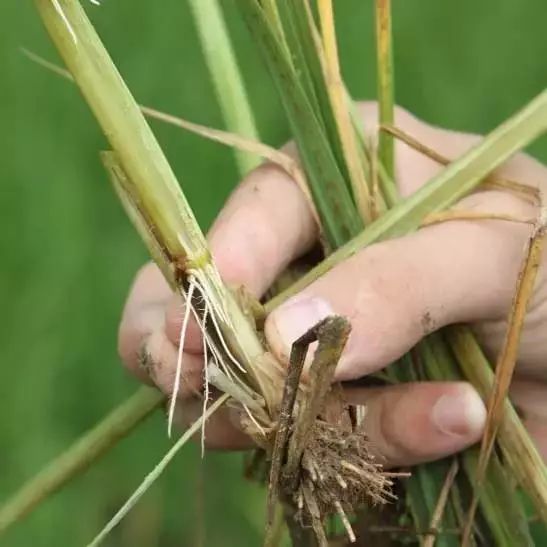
[209,160,319,296]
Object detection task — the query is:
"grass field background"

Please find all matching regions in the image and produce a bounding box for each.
[1,1,547,545]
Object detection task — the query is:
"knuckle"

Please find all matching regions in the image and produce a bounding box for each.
[363,389,413,467]
[213,200,286,294]
[377,401,413,465]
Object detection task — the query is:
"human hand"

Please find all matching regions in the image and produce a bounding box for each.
[118,103,547,466]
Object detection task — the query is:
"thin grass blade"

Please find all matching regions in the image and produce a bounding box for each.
[0,387,163,536]
[87,394,230,547]
[188,0,260,174]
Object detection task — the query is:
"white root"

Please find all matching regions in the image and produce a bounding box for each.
[200,308,210,457]
[167,277,197,437]
[190,273,247,374]
[334,501,356,543]
[242,404,267,438]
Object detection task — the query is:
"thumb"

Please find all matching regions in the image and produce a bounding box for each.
[264,212,529,381]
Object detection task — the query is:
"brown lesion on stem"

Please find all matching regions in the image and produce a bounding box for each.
[265,316,398,546]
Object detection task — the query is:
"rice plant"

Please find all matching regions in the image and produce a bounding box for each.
[2,1,547,545]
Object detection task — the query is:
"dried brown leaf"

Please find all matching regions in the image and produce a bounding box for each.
[421,210,534,228]
[380,123,540,202]
[462,211,547,545]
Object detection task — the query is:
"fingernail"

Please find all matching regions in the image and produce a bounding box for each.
[267,297,334,360]
[432,388,486,437]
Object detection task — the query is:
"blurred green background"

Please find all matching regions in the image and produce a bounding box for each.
[1,1,546,545]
